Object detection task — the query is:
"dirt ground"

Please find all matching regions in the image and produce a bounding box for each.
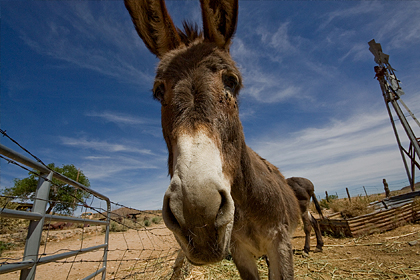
[1,220,419,279]
[292,221,420,279]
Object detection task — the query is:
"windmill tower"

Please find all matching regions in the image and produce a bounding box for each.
[368,39,420,191]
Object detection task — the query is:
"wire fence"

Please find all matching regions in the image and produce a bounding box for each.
[0,130,180,279]
[1,199,180,279]
[316,179,414,202]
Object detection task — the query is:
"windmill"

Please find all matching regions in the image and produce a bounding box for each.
[368,39,420,191]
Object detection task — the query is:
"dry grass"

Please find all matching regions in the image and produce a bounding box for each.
[0,198,29,235]
[102,216,163,232]
[0,217,29,235]
[328,196,378,218]
[171,248,420,280]
[311,195,380,219]
[173,220,420,280]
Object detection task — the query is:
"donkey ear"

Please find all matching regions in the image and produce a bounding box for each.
[200,0,239,50]
[124,0,183,58]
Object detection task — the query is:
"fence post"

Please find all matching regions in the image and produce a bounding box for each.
[101,200,111,280]
[363,186,368,197]
[346,187,352,203]
[325,191,329,202]
[20,171,53,280]
[383,179,390,198]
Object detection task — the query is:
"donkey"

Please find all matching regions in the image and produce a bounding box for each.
[124,0,300,279]
[286,177,324,254]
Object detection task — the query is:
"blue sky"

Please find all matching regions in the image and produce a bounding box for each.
[1,1,419,210]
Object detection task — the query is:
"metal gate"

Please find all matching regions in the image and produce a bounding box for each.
[0,143,111,280]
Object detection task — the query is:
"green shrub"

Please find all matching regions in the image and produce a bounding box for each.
[152,217,161,224]
[111,220,128,232]
[0,241,15,256]
[144,219,151,227]
[103,219,133,232]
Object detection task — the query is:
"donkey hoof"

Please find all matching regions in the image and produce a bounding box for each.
[314,247,323,253]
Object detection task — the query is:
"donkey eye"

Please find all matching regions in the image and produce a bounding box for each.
[222,73,239,93]
[153,82,165,102]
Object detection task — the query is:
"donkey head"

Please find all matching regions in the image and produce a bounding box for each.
[125,0,242,265]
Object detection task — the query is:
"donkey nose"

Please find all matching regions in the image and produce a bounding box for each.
[162,178,234,233]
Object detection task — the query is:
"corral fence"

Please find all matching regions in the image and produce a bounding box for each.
[317,190,420,237]
[0,134,180,280]
[0,143,111,279]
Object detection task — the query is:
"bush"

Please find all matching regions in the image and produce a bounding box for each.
[144,219,151,227]
[103,218,137,232]
[109,220,128,232]
[0,241,15,256]
[152,217,161,224]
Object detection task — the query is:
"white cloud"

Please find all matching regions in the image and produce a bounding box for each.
[374,4,420,50]
[250,109,410,194]
[231,38,306,104]
[80,157,158,180]
[7,1,153,87]
[86,111,159,126]
[319,1,420,61]
[257,22,299,56]
[232,16,338,105]
[84,156,111,160]
[339,42,366,62]
[319,2,380,31]
[241,69,302,103]
[60,137,154,155]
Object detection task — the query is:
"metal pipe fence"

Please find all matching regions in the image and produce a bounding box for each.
[0,143,111,280]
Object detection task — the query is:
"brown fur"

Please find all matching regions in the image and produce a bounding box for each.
[124,0,183,58]
[286,177,324,254]
[124,1,300,279]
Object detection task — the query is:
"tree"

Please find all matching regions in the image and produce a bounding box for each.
[2,163,91,215]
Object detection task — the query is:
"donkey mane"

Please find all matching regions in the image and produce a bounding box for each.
[177,22,203,45]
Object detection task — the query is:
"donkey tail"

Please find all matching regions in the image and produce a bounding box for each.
[311,193,325,220]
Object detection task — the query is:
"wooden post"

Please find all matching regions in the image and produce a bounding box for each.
[383,179,390,198]
[325,191,329,202]
[363,186,368,197]
[346,187,351,203]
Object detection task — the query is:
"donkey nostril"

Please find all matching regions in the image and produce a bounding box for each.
[218,191,226,215]
[215,190,234,228]
[162,195,181,233]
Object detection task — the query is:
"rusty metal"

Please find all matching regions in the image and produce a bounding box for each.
[368,39,420,192]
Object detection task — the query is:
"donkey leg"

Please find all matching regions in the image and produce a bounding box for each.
[231,244,260,280]
[302,211,312,254]
[170,250,187,280]
[267,227,294,279]
[309,213,324,252]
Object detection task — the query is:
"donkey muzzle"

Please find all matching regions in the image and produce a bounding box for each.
[162,132,235,264]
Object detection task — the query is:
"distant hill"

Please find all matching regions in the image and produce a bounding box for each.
[401,182,420,191]
[100,207,162,221]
